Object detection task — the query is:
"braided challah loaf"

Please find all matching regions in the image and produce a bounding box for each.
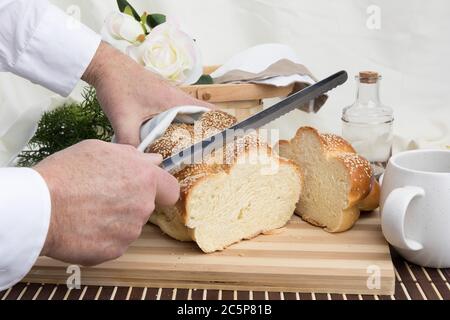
[146,111,302,253]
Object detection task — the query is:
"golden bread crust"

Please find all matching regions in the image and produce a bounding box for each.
[278,126,379,232]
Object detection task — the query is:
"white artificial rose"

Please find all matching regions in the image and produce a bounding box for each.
[103,12,144,44]
[127,22,202,85]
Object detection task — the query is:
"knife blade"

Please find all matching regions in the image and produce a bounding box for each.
[161,70,348,171]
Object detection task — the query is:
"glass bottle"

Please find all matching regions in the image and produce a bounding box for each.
[342,71,394,177]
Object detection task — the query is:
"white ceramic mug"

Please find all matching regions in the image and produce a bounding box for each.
[380,149,450,268]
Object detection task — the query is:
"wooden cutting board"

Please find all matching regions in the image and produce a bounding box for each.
[24,211,395,295]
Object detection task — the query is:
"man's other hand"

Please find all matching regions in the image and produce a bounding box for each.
[34,140,179,266]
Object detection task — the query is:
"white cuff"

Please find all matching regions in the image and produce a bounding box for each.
[12,4,101,97]
[0,168,51,291]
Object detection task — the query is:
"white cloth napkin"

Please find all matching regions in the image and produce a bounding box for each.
[210,43,327,112]
[137,106,210,152]
[210,43,317,87]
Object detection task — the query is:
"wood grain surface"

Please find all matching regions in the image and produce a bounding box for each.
[24,211,395,295]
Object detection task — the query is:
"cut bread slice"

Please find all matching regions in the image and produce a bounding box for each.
[147,111,302,253]
[278,127,379,233]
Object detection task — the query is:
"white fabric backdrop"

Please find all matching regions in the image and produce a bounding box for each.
[1,0,449,164]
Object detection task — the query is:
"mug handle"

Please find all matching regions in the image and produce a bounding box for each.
[381,186,425,251]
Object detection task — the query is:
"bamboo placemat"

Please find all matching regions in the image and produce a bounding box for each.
[2,250,449,300]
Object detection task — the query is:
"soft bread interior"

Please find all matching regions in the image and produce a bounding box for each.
[151,151,301,253]
[279,130,355,232]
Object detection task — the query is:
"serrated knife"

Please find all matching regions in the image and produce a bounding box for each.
[161,70,348,171]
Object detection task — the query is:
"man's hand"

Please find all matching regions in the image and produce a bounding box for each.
[34,140,179,266]
[82,42,214,147]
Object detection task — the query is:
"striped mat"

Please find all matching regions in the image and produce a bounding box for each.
[2,251,449,300]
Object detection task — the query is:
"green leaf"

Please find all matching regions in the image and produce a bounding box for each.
[194,75,214,85]
[116,0,140,21]
[123,6,134,17]
[146,14,166,28]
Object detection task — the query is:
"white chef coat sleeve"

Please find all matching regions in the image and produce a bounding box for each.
[0,0,101,96]
[0,168,51,291]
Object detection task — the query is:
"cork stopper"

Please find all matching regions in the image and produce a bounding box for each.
[359,71,379,84]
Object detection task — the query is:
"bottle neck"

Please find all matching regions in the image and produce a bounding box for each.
[356,81,380,105]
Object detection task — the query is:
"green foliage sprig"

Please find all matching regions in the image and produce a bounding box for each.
[17,87,113,167]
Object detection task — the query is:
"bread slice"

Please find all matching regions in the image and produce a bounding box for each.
[278,127,379,232]
[146,111,302,253]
